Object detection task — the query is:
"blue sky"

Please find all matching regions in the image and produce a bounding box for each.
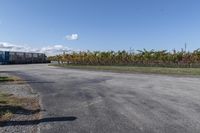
[0,0,200,54]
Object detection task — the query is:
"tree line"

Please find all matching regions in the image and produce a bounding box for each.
[48,49,200,67]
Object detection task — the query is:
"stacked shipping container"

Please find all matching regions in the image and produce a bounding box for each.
[0,51,49,64]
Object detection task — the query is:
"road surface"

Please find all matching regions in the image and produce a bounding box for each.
[1,64,200,133]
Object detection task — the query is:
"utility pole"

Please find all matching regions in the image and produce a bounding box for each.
[129,46,134,54]
[184,43,187,52]
[129,47,132,54]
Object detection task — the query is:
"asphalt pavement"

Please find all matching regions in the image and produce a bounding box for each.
[1,64,200,133]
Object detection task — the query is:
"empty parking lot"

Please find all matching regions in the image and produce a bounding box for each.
[1,64,200,133]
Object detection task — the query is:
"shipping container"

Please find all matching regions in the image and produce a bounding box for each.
[0,51,49,64]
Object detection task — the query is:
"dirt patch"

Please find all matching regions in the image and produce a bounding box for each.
[0,73,41,133]
[0,94,40,124]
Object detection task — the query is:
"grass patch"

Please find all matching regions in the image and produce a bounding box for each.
[0,76,15,82]
[0,92,22,121]
[0,92,40,123]
[51,64,200,76]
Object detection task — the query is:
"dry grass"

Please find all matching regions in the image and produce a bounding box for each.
[0,77,15,82]
[0,92,40,122]
[0,93,21,121]
[0,76,24,84]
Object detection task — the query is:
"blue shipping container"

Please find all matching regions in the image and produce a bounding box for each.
[0,51,49,64]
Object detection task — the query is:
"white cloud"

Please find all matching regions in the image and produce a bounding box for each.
[40,45,72,56]
[0,42,72,56]
[65,34,79,40]
[0,42,32,52]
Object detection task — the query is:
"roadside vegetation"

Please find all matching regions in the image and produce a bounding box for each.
[48,49,200,75]
[48,49,200,68]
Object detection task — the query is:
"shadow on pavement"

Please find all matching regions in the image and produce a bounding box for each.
[1,116,77,126]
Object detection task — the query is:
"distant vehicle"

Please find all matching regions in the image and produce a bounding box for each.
[0,51,50,65]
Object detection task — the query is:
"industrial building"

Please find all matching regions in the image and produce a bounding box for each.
[0,51,49,64]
